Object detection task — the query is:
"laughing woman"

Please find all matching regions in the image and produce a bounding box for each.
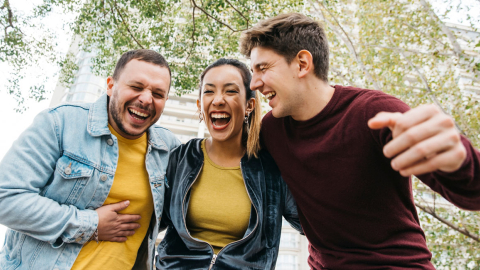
[155,58,302,270]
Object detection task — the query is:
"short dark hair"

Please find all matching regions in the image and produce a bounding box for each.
[113,49,171,81]
[240,13,329,82]
[198,58,262,158]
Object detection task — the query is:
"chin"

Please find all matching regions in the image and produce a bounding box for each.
[271,108,285,119]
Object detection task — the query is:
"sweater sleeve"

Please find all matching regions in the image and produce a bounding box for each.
[364,92,480,210]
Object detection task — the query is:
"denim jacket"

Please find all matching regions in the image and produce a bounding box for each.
[156,139,303,270]
[0,95,180,270]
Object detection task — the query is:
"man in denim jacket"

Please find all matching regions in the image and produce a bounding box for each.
[0,49,180,270]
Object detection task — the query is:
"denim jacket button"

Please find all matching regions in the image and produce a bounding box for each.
[75,237,82,242]
[100,175,108,181]
[107,138,114,146]
[64,167,72,175]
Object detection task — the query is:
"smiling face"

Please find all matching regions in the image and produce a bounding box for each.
[250,47,304,119]
[107,59,170,139]
[199,65,254,144]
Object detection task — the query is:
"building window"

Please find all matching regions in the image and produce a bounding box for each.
[280,232,299,249]
[276,254,298,270]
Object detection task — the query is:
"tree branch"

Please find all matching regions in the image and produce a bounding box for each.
[419,0,480,80]
[383,30,465,134]
[419,0,462,57]
[112,0,144,49]
[154,0,164,20]
[416,203,480,242]
[311,0,382,90]
[190,0,246,33]
[330,67,356,86]
[224,0,249,28]
[1,0,13,29]
[360,43,454,57]
[184,6,196,65]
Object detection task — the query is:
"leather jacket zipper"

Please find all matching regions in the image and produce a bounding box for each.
[208,254,217,270]
[182,161,259,270]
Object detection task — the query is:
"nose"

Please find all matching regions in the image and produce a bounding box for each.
[137,90,153,105]
[250,72,264,93]
[212,92,225,106]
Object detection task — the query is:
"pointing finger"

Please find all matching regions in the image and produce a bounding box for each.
[390,104,441,138]
[368,112,402,130]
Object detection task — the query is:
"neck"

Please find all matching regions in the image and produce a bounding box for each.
[205,135,245,167]
[291,78,335,121]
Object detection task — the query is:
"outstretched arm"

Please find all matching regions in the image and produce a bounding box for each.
[368,103,480,210]
[368,104,466,176]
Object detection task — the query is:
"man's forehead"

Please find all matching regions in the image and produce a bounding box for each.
[250,47,276,67]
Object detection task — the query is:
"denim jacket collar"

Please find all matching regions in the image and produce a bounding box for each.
[87,94,168,151]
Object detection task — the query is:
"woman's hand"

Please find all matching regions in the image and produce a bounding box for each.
[95,200,141,242]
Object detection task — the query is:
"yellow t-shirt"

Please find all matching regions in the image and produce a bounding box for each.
[71,125,153,270]
[186,139,251,254]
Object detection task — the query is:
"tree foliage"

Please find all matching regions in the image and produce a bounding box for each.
[2,0,480,267]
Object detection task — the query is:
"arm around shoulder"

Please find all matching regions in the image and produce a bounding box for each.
[281,177,303,235]
[0,109,98,247]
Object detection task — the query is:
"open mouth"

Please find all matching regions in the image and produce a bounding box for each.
[210,112,231,129]
[128,108,150,121]
[264,91,276,100]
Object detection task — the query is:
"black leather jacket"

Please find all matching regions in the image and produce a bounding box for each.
[156,139,302,270]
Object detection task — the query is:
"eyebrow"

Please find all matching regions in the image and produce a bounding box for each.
[204,82,240,88]
[252,61,268,71]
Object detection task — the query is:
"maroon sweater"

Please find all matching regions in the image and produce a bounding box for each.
[261,85,480,269]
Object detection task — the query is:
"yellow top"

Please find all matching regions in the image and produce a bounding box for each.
[186,139,251,254]
[71,125,153,270]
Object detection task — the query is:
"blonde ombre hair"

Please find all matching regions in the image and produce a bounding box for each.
[199,58,261,158]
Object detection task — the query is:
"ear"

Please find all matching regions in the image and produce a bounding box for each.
[197,99,201,111]
[296,50,314,79]
[106,76,114,97]
[246,98,255,115]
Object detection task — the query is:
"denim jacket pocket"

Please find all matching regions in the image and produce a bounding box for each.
[46,155,95,205]
[1,230,26,270]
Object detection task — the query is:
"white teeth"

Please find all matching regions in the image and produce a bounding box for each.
[264,91,276,100]
[210,113,230,119]
[129,108,149,118]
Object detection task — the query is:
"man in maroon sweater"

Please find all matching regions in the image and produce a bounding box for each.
[239,13,480,269]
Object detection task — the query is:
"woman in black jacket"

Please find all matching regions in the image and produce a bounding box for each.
[156,58,302,270]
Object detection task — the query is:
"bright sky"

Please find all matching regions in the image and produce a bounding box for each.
[0,0,478,247]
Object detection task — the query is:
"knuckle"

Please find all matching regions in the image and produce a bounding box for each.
[395,120,407,131]
[447,131,461,144]
[414,145,429,157]
[455,145,467,160]
[440,116,455,128]
[404,130,418,144]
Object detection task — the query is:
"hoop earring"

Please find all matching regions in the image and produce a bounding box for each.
[244,113,250,131]
[199,112,205,122]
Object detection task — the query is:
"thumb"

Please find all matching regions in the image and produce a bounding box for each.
[108,200,130,212]
[368,112,401,130]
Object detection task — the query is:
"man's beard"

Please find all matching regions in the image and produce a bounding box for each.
[109,94,155,138]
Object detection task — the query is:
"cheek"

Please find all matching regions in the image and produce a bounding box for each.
[154,101,166,114]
